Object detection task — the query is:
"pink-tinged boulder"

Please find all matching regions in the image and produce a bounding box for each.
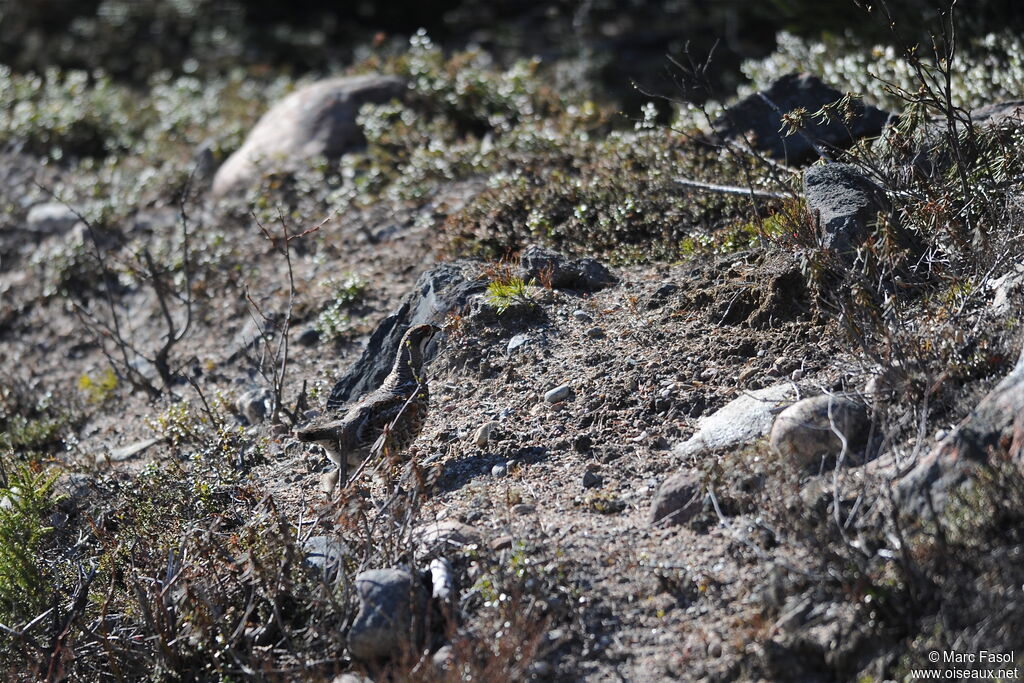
[212,74,405,196]
[648,470,704,527]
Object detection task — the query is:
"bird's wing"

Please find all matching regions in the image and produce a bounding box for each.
[353,394,409,449]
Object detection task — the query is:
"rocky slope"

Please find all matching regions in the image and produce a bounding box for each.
[3,40,1024,682]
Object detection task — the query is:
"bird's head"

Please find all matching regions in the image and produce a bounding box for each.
[402,323,441,364]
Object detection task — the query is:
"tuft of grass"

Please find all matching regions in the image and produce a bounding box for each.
[486,276,535,315]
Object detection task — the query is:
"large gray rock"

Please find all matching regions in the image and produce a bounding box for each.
[804,163,890,254]
[212,75,406,196]
[348,567,426,662]
[769,394,869,469]
[302,535,350,573]
[970,100,1024,130]
[713,73,891,165]
[327,262,486,408]
[674,383,799,458]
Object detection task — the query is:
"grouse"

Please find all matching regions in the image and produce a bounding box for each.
[296,323,440,487]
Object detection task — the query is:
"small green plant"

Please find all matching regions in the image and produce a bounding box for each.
[77,367,118,404]
[315,274,367,340]
[315,301,351,340]
[584,491,627,514]
[0,384,71,456]
[486,276,535,315]
[0,416,64,454]
[146,400,198,448]
[328,274,367,304]
[0,464,61,625]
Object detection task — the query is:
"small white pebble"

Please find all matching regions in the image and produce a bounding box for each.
[572,310,593,323]
[544,384,572,404]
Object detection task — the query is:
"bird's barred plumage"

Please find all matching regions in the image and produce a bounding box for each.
[296,323,439,482]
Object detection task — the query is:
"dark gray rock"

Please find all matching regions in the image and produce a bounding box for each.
[896,446,977,519]
[190,139,219,184]
[804,163,890,254]
[212,74,406,196]
[302,535,350,572]
[519,244,617,292]
[348,567,427,662]
[61,473,95,502]
[572,309,593,323]
[327,262,486,408]
[295,325,320,347]
[235,388,271,425]
[648,470,704,526]
[647,282,679,309]
[970,100,1024,127]
[713,73,891,165]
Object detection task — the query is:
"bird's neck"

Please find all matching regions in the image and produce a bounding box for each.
[390,342,423,387]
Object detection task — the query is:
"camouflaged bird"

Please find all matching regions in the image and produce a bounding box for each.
[296,323,440,485]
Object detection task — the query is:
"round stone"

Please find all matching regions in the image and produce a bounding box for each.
[769,395,869,468]
[544,384,572,404]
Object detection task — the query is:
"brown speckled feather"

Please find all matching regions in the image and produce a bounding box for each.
[296,324,438,474]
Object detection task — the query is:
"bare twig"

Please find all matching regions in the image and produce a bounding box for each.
[670,176,789,200]
[245,208,325,425]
